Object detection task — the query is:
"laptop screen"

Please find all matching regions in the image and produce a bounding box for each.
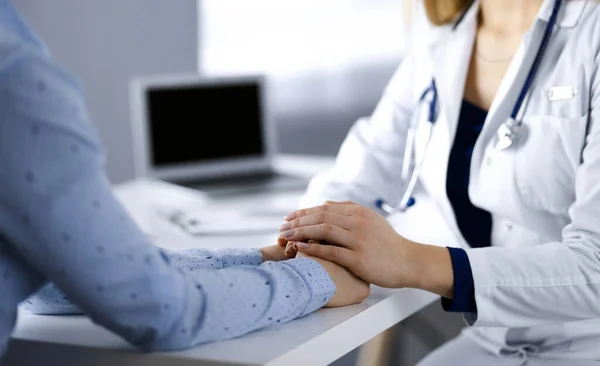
[146,81,265,167]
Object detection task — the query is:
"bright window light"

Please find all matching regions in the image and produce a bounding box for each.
[199,0,406,77]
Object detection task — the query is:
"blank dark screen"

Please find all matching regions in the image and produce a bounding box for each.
[147,82,264,167]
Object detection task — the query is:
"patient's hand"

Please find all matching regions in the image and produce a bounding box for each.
[260,245,289,262]
[296,250,370,307]
[278,237,325,258]
[277,236,298,258]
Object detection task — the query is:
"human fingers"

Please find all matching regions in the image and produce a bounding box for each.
[280,223,354,248]
[284,203,358,222]
[281,212,355,232]
[293,242,357,268]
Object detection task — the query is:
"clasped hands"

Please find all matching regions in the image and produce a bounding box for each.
[279,200,411,308]
[262,201,455,308]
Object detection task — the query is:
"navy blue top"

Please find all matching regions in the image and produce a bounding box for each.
[443,100,493,313]
[446,100,493,249]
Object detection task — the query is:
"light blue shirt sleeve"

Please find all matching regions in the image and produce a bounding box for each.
[22,248,264,315]
[0,6,336,353]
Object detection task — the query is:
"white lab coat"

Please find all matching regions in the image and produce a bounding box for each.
[301,0,600,360]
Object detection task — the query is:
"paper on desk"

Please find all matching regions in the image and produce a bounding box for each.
[114,178,282,237]
[113,178,209,235]
[159,207,283,236]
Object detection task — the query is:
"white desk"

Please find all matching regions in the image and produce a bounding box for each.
[3,155,452,366]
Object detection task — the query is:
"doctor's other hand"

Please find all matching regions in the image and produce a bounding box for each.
[295,251,370,307]
[281,202,454,297]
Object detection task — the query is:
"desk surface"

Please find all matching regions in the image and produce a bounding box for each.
[5,155,449,366]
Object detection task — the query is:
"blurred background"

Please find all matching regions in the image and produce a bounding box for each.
[11,1,464,365]
[12,0,406,184]
[201,0,407,158]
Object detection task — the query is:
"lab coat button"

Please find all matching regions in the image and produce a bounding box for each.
[486,156,493,166]
[505,223,513,231]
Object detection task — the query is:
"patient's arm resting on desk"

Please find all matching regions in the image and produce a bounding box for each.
[22,247,270,315]
[0,46,338,352]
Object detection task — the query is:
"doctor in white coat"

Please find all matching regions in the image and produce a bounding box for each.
[277,0,600,364]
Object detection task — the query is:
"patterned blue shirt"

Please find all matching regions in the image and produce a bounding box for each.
[0,0,335,358]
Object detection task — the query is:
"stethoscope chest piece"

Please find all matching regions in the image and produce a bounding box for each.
[494,117,524,150]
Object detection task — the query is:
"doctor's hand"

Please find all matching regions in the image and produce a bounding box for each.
[280,202,454,297]
[295,250,370,307]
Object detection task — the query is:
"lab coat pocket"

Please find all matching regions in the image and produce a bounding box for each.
[514,113,589,215]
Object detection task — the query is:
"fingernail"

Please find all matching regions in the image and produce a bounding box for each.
[296,242,310,249]
[284,213,297,221]
[279,222,291,232]
[281,229,295,238]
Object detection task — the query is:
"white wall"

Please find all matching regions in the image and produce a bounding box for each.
[199,1,407,157]
[200,0,406,77]
[12,0,198,183]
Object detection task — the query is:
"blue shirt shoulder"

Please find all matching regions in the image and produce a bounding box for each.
[0,1,336,357]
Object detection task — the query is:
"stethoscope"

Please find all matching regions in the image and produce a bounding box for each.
[376,0,563,215]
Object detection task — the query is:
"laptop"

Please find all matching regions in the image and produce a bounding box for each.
[129,73,308,196]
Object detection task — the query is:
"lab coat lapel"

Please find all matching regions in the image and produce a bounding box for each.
[413,4,479,249]
[426,3,478,143]
[469,0,587,212]
[539,0,587,28]
[472,0,586,162]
